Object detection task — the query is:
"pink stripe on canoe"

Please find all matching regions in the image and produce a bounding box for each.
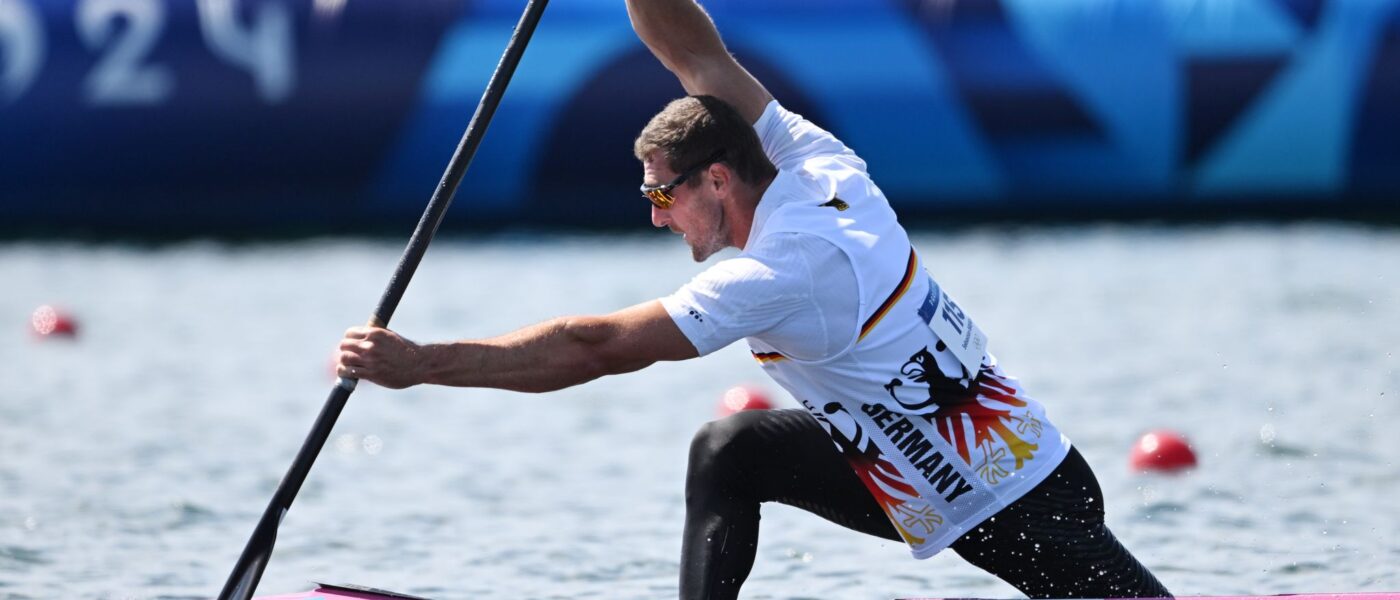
[259,588,1400,600]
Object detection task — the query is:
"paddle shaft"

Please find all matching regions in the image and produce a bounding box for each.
[216,1,550,598]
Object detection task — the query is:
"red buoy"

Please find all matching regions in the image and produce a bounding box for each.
[31,305,78,339]
[1129,430,1197,473]
[718,385,774,416]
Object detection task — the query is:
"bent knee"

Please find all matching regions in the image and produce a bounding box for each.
[688,411,777,484]
[690,413,763,465]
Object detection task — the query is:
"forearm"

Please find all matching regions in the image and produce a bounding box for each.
[419,316,653,393]
[338,301,693,392]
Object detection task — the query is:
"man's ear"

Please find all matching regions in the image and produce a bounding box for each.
[709,163,731,193]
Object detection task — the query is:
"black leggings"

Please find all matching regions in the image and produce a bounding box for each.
[680,409,1171,600]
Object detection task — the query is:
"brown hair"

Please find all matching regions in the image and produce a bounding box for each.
[633,95,776,187]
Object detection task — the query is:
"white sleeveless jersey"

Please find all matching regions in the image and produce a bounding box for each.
[741,114,1071,559]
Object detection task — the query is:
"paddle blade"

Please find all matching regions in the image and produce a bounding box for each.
[219,508,280,600]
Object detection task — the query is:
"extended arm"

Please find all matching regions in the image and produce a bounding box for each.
[336,300,698,393]
[626,0,773,123]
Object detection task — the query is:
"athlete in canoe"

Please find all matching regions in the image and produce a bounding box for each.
[335,1,1172,598]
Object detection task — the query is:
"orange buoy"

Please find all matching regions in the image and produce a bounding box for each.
[718,385,774,416]
[1129,430,1197,473]
[31,305,78,339]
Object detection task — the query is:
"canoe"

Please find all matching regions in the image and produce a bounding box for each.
[256,585,1400,600]
[254,583,430,600]
[901,590,1400,595]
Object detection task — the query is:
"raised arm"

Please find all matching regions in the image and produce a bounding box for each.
[626,0,773,123]
[336,300,698,393]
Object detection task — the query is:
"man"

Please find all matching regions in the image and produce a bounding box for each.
[336,0,1172,598]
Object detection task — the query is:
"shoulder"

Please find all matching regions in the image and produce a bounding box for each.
[753,101,869,176]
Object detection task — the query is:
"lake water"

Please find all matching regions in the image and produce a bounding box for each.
[2,224,1398,599]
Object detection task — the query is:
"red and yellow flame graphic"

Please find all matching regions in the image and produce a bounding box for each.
[844,449,938,545]
[928,369,1038,469]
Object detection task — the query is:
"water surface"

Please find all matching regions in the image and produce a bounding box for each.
[3,224,1397,599]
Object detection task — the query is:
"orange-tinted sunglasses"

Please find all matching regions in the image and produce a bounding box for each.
[640,149,726,209]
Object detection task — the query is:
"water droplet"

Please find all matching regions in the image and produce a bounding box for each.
[363,434,383,455]
[335,434,358,454]
[801,552,814,563]
[23,516,37,531]
[1259,424,1277,444]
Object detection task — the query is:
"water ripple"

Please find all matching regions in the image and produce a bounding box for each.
[3,228,1399,598]
[0,545,49,569]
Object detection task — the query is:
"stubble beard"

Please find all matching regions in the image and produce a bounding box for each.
[688,204,728,262]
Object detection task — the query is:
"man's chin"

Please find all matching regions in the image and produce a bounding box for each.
[679,231,724,262]
[689,242,721,262]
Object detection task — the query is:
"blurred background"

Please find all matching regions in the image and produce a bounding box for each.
[3,0,1399,599]
[3,0,1398,234]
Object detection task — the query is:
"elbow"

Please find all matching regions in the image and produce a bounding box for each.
[661,47,717,86]
[635,45,696,83]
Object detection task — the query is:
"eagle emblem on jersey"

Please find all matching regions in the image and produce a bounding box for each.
[883,346,1038,469]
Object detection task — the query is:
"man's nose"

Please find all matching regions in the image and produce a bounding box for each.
[651,203,668,228]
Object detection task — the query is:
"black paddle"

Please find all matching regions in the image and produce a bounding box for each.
[216,1,549,598]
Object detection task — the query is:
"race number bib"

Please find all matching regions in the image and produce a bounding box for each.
[917,276,988,379]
